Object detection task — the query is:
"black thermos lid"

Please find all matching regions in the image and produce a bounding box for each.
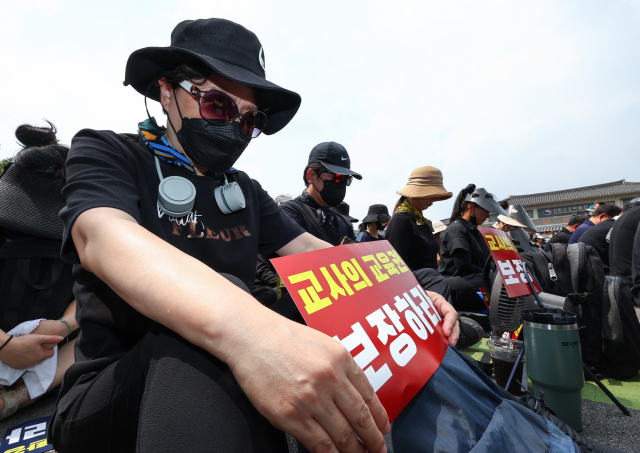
[522,308,577,325]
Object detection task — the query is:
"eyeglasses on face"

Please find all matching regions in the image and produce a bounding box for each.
[318,170,353,186]
[178,80,268,138]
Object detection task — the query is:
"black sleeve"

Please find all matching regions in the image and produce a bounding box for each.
[252,181,305,256]
[385,215,413,263]
[280,200,306,230]
[452,248,483,275]
[59,130,143,264]
[256,253,277,287]
[444,225,472,255]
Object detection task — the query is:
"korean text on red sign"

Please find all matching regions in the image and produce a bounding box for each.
[271,241,448,421]
[478,227,540,298]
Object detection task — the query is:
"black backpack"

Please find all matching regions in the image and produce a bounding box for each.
[0,236,74,332]
[600,276,640,379]
[522,243,640,379]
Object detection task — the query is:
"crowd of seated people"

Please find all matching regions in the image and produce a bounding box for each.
[0,17,635,453]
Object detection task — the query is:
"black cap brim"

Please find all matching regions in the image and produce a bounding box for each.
[124,46,301,135]
[320,161,362,180]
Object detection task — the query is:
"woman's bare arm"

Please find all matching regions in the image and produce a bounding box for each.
[72,206,389,453]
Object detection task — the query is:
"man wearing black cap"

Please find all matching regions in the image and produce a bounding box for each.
[50,18,461,453]
[281,141,360,246]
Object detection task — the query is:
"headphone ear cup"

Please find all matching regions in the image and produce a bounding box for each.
[158,176,196,216]
[215,181,246,214]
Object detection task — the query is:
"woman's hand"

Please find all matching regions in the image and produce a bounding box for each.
[0,334,63,370]
[426,291,460,346]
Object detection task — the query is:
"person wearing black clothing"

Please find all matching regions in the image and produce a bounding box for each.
[569,204,620,244]
[0,121,79,420]
[335,201,360,225]
[632,222,640,306]
[280,142,358,246]
[439,184,509,294]
[384,168,487,319]
[549,214,589,245]
[610,203,640,287]
[358,204,391,243]
[51,19,451,453]
[579,218,616,273]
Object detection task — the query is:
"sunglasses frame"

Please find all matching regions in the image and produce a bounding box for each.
[317,170,353,186]
[178,80,268,138]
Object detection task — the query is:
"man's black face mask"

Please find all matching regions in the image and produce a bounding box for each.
[169,88,251,175]
[176,118,250,175]
[317,179,347,207]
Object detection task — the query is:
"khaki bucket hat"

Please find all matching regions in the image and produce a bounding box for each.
[396,166,453,200]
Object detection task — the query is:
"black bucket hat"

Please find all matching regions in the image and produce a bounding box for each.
[0,163,65,240]
[123,18,301,135]
[335,202,359,223]
[362,204,391,224]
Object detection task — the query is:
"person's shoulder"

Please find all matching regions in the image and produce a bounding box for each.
[280,197,304,215]
[444,218,466,232]
[70,129,147,159]
[388,212,414,226]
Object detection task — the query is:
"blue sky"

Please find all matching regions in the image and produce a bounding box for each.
[1,0,639,222]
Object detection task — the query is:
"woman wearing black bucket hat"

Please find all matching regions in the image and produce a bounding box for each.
[357,204,391,242]
[49,19,466,453]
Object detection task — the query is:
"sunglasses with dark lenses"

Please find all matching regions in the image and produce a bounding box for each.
[179,80,268,138]
[319,170,353,186]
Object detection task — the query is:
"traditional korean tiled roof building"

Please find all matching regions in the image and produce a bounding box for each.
[501,180,640,232]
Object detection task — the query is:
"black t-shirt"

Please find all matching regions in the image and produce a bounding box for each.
[579,219,614,272]
[438,217,490,277]
[610,205,640,286]
[58,129,304,395]
[280,197,354,246]
[385,212,438,271]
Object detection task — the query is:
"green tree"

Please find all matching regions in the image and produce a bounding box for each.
[0,158,13,173]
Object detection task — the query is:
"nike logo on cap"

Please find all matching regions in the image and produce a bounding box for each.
[341,156,349,161]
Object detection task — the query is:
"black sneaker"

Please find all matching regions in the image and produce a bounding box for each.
[519,393,629,453]
[456,316,484,349]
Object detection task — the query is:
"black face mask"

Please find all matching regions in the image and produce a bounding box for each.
[175,118,250,175]
[168,88,251,175]
[468,204,478,226]
[317,179,347,207]
[375,221,386,232]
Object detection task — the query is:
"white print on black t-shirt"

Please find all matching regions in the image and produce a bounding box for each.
[157,201,252,242]
[157,202,202,226]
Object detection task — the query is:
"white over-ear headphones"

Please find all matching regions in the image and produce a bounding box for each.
[155,156,246,216]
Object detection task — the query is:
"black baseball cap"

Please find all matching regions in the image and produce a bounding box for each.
[308,142,362,179]
[124,18,301,135]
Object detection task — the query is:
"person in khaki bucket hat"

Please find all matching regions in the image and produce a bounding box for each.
[385,165,486,348]
[396,166,453,201]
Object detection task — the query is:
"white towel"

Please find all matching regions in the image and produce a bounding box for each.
[0,319,57,398]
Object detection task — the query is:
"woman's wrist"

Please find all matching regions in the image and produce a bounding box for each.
[58,318,73,336]
[0,334,14,362]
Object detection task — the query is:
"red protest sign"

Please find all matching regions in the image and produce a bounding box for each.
[478,227,540,298]
[271,241,448,422]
